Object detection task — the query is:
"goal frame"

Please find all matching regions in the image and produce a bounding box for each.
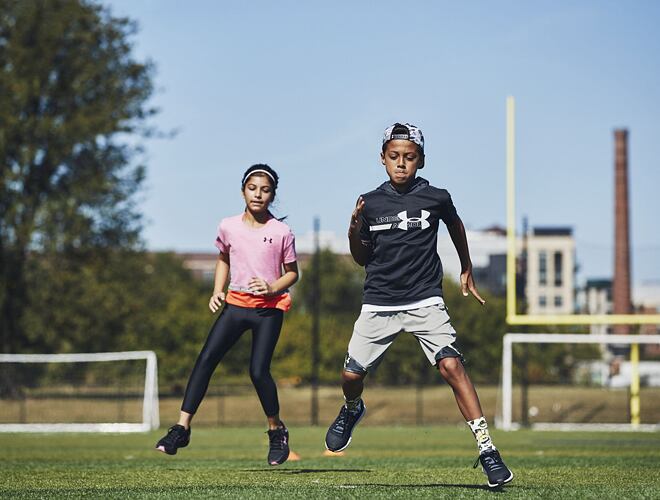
[498,333,660,432]
[0,350,159,433]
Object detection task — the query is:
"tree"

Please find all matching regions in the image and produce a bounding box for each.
[297,249,364,316]
[23,250,212,388]
[266,250,363,383]
[0,0,155,353]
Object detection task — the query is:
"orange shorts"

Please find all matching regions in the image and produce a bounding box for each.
[225,291,292,312]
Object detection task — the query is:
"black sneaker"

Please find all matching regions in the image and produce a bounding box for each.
[473,448,514,488]
[155,424,190,455]
[267,422,290,466]
[325,400,366,452]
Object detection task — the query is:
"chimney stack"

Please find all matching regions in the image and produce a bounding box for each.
[613,129,632,334]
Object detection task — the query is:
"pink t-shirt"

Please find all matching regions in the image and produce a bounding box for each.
[215,214,297,293]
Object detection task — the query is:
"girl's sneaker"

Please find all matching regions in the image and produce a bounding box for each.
[267,422,290,465]
[155,424,190,455]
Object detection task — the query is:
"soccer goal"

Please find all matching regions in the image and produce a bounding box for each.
[0,351,159,433]
[497,333,660,432]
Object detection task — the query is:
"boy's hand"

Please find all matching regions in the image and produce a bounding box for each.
[209,291,226,313]
[460,268,486,305]
[348,197,365,236]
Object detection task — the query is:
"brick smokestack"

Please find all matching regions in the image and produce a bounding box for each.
[613,129,631,334]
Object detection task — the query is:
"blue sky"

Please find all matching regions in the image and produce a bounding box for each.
[109,0,660,286]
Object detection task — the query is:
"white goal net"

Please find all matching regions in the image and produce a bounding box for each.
[0,351,159,432]
[497,333,660,432]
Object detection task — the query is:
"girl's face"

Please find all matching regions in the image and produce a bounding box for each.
[242,174,274,214]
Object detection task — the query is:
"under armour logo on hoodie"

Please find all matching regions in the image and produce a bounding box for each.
[370,210,431,231]
[264,237,273,243]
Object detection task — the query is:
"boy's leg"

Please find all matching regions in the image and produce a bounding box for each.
[437,356,483,422]
[437,356,495,453]
[437,355,513,487]
[325,311,401,451]
[325,368,367,452]
[405,305,512,487]
[342,368,366,409]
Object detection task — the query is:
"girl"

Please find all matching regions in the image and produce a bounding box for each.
[156,164,298,466]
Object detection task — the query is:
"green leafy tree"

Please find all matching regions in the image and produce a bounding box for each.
[23,250,212,390]
[297,249,364,316]
[272,250,364,383]
[0,0,154,354]
[440,279,507,384]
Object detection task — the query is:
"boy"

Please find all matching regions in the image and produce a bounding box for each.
[324,123,513,488]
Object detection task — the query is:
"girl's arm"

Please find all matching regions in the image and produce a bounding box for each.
[248,261,299,296]
[209,252,230,312]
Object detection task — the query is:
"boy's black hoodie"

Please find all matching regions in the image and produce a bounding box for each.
[358,177,459,306]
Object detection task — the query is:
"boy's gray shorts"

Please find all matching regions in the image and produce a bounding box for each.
[344,303,464,374]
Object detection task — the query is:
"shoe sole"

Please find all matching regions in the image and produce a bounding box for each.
[487,471,514,489]
[324,405,367,453]
[155,441,189,456]
[269,449,290,466]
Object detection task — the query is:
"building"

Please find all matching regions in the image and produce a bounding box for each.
[436,226,508,294]
[524,227,575,315]
[438,225,577,314]
[179,252,217,282]
[580,279,613,336]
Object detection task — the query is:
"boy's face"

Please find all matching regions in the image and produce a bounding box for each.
[381,139,424,189]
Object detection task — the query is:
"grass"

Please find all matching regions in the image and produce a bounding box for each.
[2,425,659,499]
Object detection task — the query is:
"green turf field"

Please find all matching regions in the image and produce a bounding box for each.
[2,426,659,499]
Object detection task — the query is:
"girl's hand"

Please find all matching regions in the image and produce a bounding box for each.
[209,291,226,313]
[248,277,273,296]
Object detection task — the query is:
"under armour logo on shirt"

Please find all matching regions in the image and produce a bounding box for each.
[370,210,431,231]
[263,237,273,243]
[396,210,430,230]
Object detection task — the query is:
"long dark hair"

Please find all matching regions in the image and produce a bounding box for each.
[241,164,286,221]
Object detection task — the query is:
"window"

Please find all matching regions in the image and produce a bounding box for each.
[554,251,563,287]
[539,295,547,307]
[554,295,563,307]
[539,251,547,286]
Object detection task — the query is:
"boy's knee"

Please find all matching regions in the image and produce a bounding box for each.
[437,356,463,380]
[342,369,365,384]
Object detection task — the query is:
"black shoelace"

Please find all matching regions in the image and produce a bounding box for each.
[163,426,186,446]
[268,428,286,450]
[474,450,504,471]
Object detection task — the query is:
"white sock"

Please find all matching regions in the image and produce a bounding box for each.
[467,416,495,454]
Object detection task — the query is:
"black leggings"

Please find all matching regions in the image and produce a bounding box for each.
[181,304,284,417]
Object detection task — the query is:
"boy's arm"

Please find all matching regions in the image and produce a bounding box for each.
[446,216,486,305]
[348,196,371,266]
